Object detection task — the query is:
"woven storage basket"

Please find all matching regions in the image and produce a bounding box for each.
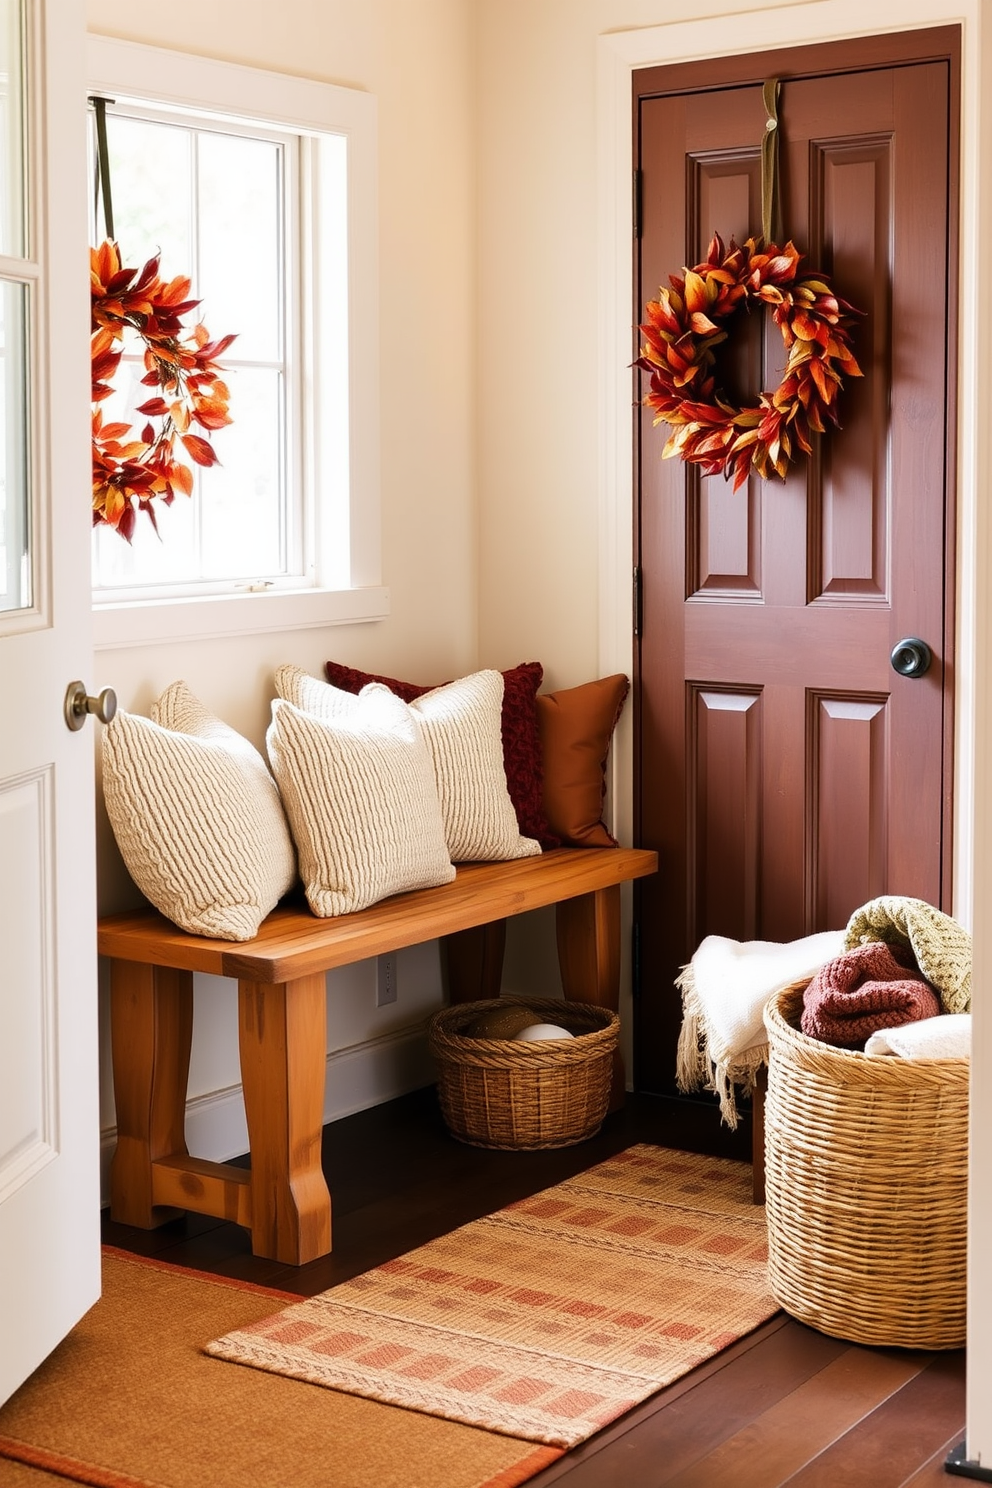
[428,997,619,1150]
[763,981,969,1349]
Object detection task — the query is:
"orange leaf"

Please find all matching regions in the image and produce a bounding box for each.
[683,270,710,315]
[173,461,195,496]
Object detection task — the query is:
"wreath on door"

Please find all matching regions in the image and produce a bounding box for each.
[637,78,863,490]
[636,232,863,491]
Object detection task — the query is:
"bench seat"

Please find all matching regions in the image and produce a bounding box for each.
[100,845,657,1265]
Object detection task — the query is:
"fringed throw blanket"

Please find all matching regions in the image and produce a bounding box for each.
[675,896,971,1126]
[676,930,844,1127]
[800,940,940,1047]
[844,896,972,1013]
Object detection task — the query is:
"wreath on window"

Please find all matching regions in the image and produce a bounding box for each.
[637,233,863,491]
[91,239,236,542]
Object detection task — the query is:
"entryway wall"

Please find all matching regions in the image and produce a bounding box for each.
[86,0,486,1182]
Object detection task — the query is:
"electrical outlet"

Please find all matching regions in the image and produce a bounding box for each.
[376,953,398,1006]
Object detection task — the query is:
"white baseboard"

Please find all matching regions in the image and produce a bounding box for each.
[99,1021,435,1206]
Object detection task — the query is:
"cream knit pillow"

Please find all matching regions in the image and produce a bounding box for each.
[101,682,296,941]
[275,666,541,863]
[266,688,455,916]
[409,671,541,862]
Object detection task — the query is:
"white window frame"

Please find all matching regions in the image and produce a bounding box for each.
[86,34,387,650]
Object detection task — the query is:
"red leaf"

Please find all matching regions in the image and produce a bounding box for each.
[117,502,136,543]
[180,433,218,467]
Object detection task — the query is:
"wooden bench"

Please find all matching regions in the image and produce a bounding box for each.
[99,845,657,1265]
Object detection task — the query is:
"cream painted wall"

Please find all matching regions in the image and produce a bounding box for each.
[86,0,480,743]
[473,0,798,687]
[86,0,486,1167]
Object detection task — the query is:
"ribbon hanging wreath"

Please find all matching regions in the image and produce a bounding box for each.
[637,79,863,491]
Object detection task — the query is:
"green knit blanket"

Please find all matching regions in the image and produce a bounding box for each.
[843,896,971,1014]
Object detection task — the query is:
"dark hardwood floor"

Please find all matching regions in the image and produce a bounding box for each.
[100,1088,966,1488]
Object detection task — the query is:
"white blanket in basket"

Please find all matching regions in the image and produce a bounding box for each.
[676,930,844,1127]
[865,1013,971,1060]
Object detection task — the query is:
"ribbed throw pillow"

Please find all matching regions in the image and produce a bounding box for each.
[266,688,455,916]
[409,671,542,862]
[101,682,297,941]
[323,659,557,847]
[277,667,541,863]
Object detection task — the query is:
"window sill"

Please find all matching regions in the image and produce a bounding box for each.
[92,585,390,651]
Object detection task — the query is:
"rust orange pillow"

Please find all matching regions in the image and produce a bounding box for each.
[324,660,558,848]
[535,675,629,847]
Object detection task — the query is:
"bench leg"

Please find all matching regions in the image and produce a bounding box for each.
[442,920,507,1004]
[238,974,332,1265]
[110,960,192,1228]
[556,886,625,1110]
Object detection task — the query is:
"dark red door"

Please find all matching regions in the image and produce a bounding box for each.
[633,31,959,1095]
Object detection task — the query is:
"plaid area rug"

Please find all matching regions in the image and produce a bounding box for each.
[206,1146,776,1448]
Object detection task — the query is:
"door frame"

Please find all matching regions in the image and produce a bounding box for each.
[595,2,990,1463]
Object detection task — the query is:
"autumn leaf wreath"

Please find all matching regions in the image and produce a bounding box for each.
[637,233,862,491]
[91,240,235,541]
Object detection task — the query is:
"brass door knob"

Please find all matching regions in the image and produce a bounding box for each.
[64,681,118,731]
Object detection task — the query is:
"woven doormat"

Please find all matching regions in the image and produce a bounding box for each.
[206,1145,776,1448]
[0,1250,554,1488]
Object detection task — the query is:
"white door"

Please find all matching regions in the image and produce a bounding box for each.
[0,0,100,1404]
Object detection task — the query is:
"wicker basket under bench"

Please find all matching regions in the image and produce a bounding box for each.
[763,981,969,1350]
[99,845,656,1267]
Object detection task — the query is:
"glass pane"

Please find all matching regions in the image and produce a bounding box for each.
[90,113,290,594]
[197,131,282,363]
[0,0,25,258]
[199,365,285,578]
[102,115,192,273]
[0,279,29,612]
[91,362,282,590]
[91,459,199,591]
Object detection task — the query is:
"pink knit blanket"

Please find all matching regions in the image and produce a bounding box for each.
[801,941,940,1048]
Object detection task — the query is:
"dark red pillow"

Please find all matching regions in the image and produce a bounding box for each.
[324,661,559,848]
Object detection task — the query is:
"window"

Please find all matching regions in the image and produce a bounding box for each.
[86,36,386,645]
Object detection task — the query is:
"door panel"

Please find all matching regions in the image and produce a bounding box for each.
[0,769,56,1203]
[688,687,762,943]
[809,692,889,926]
[634,35,957,1095]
